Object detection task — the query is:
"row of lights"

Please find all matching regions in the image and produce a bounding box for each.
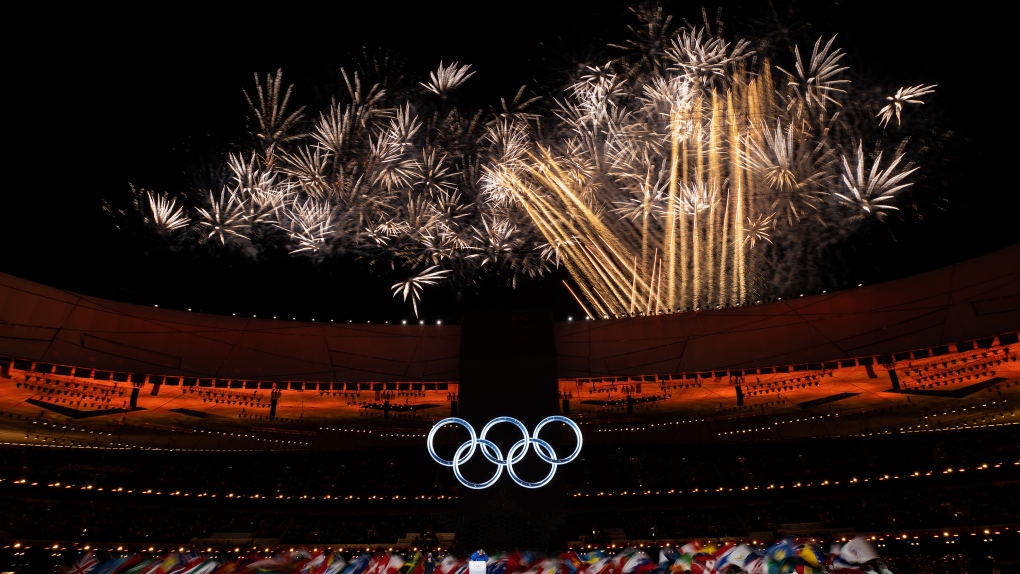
[157,305,446,325]
[0,441,306,453]
[719,398,1011,437]
[8,543,452,555]
[902,419,1018,433]
[20,421,311,448]
[568,460,1017,498]
[154,284,866,325]
[0,478,456,502]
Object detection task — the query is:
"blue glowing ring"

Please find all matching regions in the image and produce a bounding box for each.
[479,416,531,465]
[427,417,476,467]
[505,438,558,489]
[452,438,503,489]
[426,415,583,490]
[531,415,583,464]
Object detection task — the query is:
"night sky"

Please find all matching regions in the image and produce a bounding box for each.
[6,1,1012,323]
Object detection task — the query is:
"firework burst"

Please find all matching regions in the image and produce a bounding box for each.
[391,265,451,318]
[877,84,937,128]
[127,4,935,318]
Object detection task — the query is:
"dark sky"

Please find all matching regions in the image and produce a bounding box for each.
[6,1,1013,323]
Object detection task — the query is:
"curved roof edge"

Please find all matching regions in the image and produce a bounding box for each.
[555,243,1020,377]
[2,243,1018,381]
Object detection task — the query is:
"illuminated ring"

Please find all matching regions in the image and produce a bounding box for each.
[426,415,583,490]
[478,416,531,465]
[531,415,583,464]
[452,438,503,489]
[427,417,476,467]
[505,438,558,488]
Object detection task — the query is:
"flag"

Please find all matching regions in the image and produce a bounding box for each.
[95,556,147,574]
[142,553,181,574]
[794,542,826,569]
[669,552,692,573]
[343,554,373,574]
[177,559,219,574]
[714,544,756,572]
[838,537,880,565]
[657,548,679,568]
[827,557,865,573]
[678,542,701,556]
[621,551,652,574]
[742,557,767,574]
[320,552,349,574]
[763,539,796,563]
[66,552,100,574]
[302,553,327,574]
[366,553,406,574]
[399,552,424,574]
[167,552,205,574]
[121,559,156,574]
[486,556,507,574]
[437,555,464,574]
[386,554,407,574]
[93,558,131,574]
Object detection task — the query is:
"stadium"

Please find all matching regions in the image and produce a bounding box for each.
[4,0,1017,571]
[2,243,1018,572]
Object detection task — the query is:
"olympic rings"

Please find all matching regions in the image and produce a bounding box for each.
[427,415,583,489]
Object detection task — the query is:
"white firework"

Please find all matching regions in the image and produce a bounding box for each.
[665,27,752,89]
[243,69,306,156]
[742,122,832,225]
[834,143,918,216]
[877,84,937,128]
[564,64,628,128]
[639,75,695,114]
[391,265,451,317]
[415,149,459,197]
[744,212,776,247]
[778,36,850,112]
[367,130,418,191]
[676,180,720,216]
[470,217,519,268]
[278,145,333,200]
[128,7,937,319]
[484,118,531,164]
[281,199,335,255]
[195,189,251,245]
[226,152,292,211]
[421,61,475,97]
[145,190,189,232]
[312,100,355,155]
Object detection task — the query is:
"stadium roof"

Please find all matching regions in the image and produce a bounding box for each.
[1,244,1017,382]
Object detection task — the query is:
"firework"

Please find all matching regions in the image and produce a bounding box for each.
[421,61,475,97]
[127,5,933,318]
[877,84,937,128]
[835,143,918,217]
[391,265,451,318]
[144,190,189,233]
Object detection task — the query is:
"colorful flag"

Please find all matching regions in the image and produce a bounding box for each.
[399,552,424,574]
[121,558,156,574]
[177,560,219,574]
[319,552,349,574]
[794,542,825,569]
[66,552,100,574]
[486,556,507,574]
[621,550,652,574]
[714,544,756,572]
[838,538,880,565]
[342,554,373,574]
